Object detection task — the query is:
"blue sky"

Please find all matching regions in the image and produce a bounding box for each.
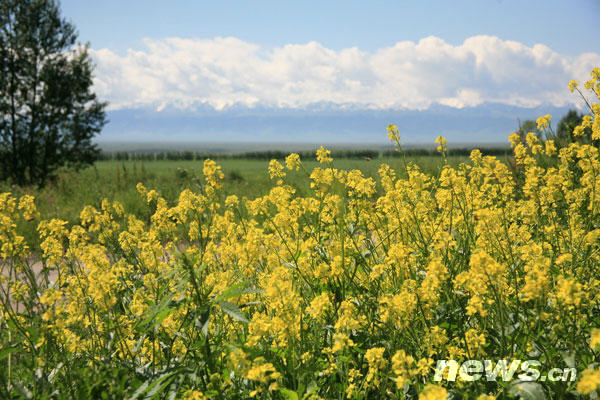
[62,0,599,56]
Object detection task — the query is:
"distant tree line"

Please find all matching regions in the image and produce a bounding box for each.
[97,147,510,162]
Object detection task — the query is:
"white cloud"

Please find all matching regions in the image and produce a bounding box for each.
[89,35,600,111]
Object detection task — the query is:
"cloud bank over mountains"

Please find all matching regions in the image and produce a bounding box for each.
[90,35,600,112]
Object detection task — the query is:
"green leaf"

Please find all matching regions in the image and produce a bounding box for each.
[0,346,18,360]
[196,308,211,335]
[128,371,178,400]
[305,380,318,395]
[145,373,177,399]
[215,300,249,323]
[136,291,177,329]
[128,380,150,400]
[279,388,299,400]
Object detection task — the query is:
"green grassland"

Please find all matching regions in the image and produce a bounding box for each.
[2,153,497,249]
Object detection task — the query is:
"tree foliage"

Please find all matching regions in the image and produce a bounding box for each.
[547,108,595,147]
[0,0,106,186]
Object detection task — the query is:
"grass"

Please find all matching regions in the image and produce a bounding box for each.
[1,153,485,250]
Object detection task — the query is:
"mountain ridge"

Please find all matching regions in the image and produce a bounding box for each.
[100,102,577,144]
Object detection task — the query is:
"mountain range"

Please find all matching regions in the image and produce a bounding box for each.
[98,102,576,145]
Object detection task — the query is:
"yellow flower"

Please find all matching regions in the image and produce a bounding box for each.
[203,159,224,189]
[577,369,600,395]
[285,153,301,170]
[470,149,483,164]
[18,195,39,221]
[387,124,400,142]
[415,357,434,376]
[331,333,354,352]
[245,359,280,384]
[365,347,387,387]
[536,114,551,131]
[568,80,578,92]
[146,189,159,204]
[225,195,239,208]
[556,253,572,265]
[183,390,207,400]
[268,159,286,184]
[419,384,448,400]
[509,132,520,148]
[316,146,333,163]
[365,347,387,370]
[136,182,147,195]
[465,328,486,356]
[392,350,415,388]
[369,264,385,280]
[526,131,539,148]
[307,293,332,320]
[554,275,584,308]
[544,140,556,156]
[435,136,448,153]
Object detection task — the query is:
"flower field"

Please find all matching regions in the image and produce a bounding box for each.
[1,70,600,399]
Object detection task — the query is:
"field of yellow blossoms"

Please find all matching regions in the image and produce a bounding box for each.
[1,70,600,399]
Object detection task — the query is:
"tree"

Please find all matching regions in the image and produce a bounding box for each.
[556,109,586,144]
[556,109,583,141]
[542,109,595,149]
[0,0,106,186]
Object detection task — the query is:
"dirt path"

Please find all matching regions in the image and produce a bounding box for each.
[1,260,59,310]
